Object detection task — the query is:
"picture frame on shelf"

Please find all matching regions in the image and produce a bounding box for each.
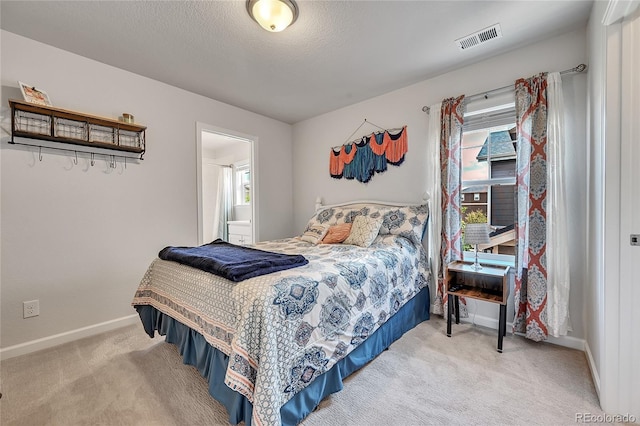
[18,81,52,106]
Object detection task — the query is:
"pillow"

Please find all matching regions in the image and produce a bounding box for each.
[300,224,329,244]
[303,204,386,233]
[378,204,429,244]
[321,223,352,244]
[343,215,384,248]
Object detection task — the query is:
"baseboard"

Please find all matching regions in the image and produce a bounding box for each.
[544,333,586,351]
[458,313,586,351]
[584,341,601,398]
[0,314,140,361]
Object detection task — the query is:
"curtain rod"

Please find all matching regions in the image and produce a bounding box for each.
[421,63,587,114]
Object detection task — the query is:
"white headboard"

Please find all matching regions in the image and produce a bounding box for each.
[313,192,432,268]
[314,192,431,212]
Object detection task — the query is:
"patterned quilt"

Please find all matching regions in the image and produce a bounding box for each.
[132,234,429,426]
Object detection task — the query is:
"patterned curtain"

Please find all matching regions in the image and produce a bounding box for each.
[513,73,549,341]
[432,95,466,317]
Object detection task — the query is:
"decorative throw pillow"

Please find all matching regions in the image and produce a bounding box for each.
[378,204,429,244]
[343,215,384,248]
[321,223,352,244]
[303,204,388,235]
[300,224,329,244]
[305,207,338,230]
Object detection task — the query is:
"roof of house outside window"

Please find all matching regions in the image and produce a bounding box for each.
[476,130,516,162]
[462,185,489,193]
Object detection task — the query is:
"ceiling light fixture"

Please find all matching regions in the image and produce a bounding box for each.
[247,0,298,32]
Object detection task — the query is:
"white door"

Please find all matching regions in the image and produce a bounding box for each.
[618,8,640,419]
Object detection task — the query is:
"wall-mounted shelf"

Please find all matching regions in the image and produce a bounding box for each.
[8,99,146,159]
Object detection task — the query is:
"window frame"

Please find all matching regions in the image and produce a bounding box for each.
[234,161,251,206]
[461,103,517,262]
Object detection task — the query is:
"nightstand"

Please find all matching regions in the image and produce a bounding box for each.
[445,260,511,352]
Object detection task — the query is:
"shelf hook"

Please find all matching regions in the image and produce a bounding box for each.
[73,151,78,165]
[90,152,95,167]
[38,146,43,162]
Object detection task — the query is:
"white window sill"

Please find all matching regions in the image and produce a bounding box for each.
[463,251,515,268]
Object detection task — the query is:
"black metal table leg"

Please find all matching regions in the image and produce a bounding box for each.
[497,304,506,353]
[454,295,460,324]
[503,311,507,337]
[447,294,452,337]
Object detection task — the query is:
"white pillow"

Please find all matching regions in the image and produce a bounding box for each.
[300,224,329,244]
[343,215,384,248]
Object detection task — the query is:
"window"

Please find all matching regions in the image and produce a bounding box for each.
[234,162,251,205]
[462,103,516,258]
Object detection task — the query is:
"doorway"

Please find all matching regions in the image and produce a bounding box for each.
[196,123,257,246]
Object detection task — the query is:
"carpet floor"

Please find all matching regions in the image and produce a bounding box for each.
[0,317,608,425]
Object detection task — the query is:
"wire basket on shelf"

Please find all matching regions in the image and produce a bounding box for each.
[14,110,51,136]
[118,129,143,150]
[54,117,87,141]
[89,124,115,145]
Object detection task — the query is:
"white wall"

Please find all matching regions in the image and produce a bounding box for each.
[292,28,589,342]
[0,31,293,350]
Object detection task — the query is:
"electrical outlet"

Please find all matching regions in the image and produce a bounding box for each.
[23,300,39,318]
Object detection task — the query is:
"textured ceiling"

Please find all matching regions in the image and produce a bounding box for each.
[1,1,593,124]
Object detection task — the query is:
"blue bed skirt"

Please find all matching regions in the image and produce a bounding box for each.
[135,286,429,426]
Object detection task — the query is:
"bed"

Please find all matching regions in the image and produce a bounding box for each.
[132,200,431,426]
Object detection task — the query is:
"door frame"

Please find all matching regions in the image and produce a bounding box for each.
[196,122,258,245]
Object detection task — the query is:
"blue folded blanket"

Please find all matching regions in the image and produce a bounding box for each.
[158,239,308,282]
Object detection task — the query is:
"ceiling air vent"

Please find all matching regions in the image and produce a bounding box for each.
[455,24,503,51]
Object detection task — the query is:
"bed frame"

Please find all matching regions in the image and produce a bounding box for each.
[314,193,430,212]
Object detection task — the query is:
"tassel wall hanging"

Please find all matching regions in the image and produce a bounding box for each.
[329,120,407,183]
